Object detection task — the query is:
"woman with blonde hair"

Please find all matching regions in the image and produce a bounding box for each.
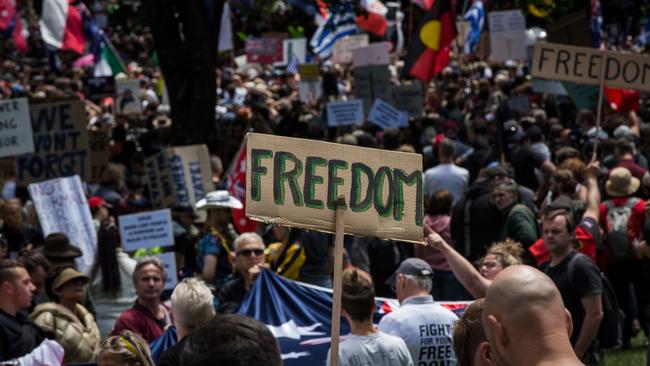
[98,330,154,366]
[425,225,524,299]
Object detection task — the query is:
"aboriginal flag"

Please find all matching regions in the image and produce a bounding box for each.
[404,0,456,82]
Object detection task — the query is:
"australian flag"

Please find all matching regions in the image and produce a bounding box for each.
[309,0,356,60]
[237,269,470,365]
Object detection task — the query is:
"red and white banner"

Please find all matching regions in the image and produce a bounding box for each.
[39,0,85,54]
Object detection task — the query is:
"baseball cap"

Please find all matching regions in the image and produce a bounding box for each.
[88,196,112,209]
[385,258,434,287]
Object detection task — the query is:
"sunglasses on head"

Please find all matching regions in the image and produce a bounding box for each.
[237,248,264,257]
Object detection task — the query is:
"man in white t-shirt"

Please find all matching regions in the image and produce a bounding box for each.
[379,258,459,365]
[327,268,413,366]
[424,138,469,204]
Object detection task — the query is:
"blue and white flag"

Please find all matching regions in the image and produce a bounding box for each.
[591,0,603,49]
[637,12,650,49]
[287,53,299,74]
[237,269,470,365]
[309,1,356,60]
[463,0,484,54]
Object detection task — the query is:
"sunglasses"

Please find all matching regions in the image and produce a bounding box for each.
[237,248,264,257]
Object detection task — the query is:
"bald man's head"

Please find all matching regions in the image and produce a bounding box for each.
[482,265,573,365]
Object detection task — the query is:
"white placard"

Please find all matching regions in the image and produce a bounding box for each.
[281,38,307,66]
[116,78,142,114]
[0,98,34,158]
[326,100,364,126]
[332,34,369,64]
[28,176,96,273]
[158,252,178,290]
[488,10,527,62]
[352,42,392,67]
[367,99,409,129]
[119,209,173,251]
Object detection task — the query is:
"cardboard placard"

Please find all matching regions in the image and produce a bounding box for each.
[119,209,174,251]
[246,38,284,64]
[88,128,110,183]
[367,99,409,129]
[17,101,89,184]
[158,252,178,290]
[390,82,423,118]
[531,42,650,92]
[245,133,424,243]
[332,34,369,64]
[28,175,97,272]
[352,42,392,67]
[354,65,392,115]
[488,10,527,61]
[145,152,177,209]
[116,78,142,114]
[326,100,364,126]
[0,98,35,158]
[166,144,213,205]
[298,64,320,81]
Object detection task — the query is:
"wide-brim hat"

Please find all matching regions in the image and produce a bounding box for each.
[195,190,243,211]
[606,167,640,197]
[40,234,83,259]
[51,267,90,290]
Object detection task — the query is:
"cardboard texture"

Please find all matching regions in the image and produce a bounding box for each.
[17,101,89,184]
[246,133,424,244]
[144,151,177,209]
[88,128,110,182]
[116,78,142,114]
[332,34,369,64]
[0,98,35,158]
[165,144,213,205]
[532,42,650,92]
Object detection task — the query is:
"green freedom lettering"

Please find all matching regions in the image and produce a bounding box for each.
[273,151,303,205]
[393,169,424,225]
[350,162,374,212]
[373,166,393,217]
[327,160,348,210]
[304,157,327,209]
[250,149,272,201]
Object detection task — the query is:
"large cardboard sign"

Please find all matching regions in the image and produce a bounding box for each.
[28,176,96,272]
[119,209,174,252]
[488,10,526,61]
[332,34,369,64]
[367,99,409,129]
[0,98,34,158]
[326,100,364,126]
[246,38,284,64]
[246,133,424,243]
[116,78,142,114]
[144,152,177,209]
[166,144,212,205]
[390,82,423,118]
[282,38,307,66]
[352,42,391,67]
[532,42,650,92]
[354,65,392,115]
[17,101,89,184]
[88,128,110,182]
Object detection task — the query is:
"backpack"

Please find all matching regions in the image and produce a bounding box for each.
[604,198,640,260]
[568,253,624,349]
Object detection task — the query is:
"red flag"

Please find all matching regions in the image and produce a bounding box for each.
[403,0,456,82]
[0,0,16,31]
[227,141,258,234]
[356,12,388,37]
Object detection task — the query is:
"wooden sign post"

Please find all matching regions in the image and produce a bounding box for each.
[330,197,346,366]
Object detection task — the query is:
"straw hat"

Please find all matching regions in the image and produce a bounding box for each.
[606,167,640,197]
[195,190,243,211]
[51,267,90,290]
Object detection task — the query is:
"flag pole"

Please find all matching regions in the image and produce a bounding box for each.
[592,51,606,163]
[329,197,346,366]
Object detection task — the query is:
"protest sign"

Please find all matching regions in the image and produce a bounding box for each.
[158,252,178,290]
[0,98,34,158]
[326,100,364,127]
[390,82,423,118]
[84,76,116,99]
[166,144,212,205]
[88,128,110,182]
[246,38,284,64]
[246,132,424,243]
[298,64,320,81]
[119,209,173,252]
[367,99,409,129]
[116,78,142,114]
[28,175,96,272]
[532,42,650,92]
[144,152,177,209]
[281,38,307,66]
[488,10,527,61]
[332,34,369,64]
[17,101,89,184]
[352,42,392,67]
[354,65,392,115]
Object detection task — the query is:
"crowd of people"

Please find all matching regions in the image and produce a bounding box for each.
[2,0,650,365]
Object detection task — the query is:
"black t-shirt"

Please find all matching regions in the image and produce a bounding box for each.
[0,309,46,361]
[158,336,187,366]
[511,145,546,191]
[543,251,602,344]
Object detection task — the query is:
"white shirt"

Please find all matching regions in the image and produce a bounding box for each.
[424,164,469,204]
[327,331,413,366]
[378,295,459,365]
